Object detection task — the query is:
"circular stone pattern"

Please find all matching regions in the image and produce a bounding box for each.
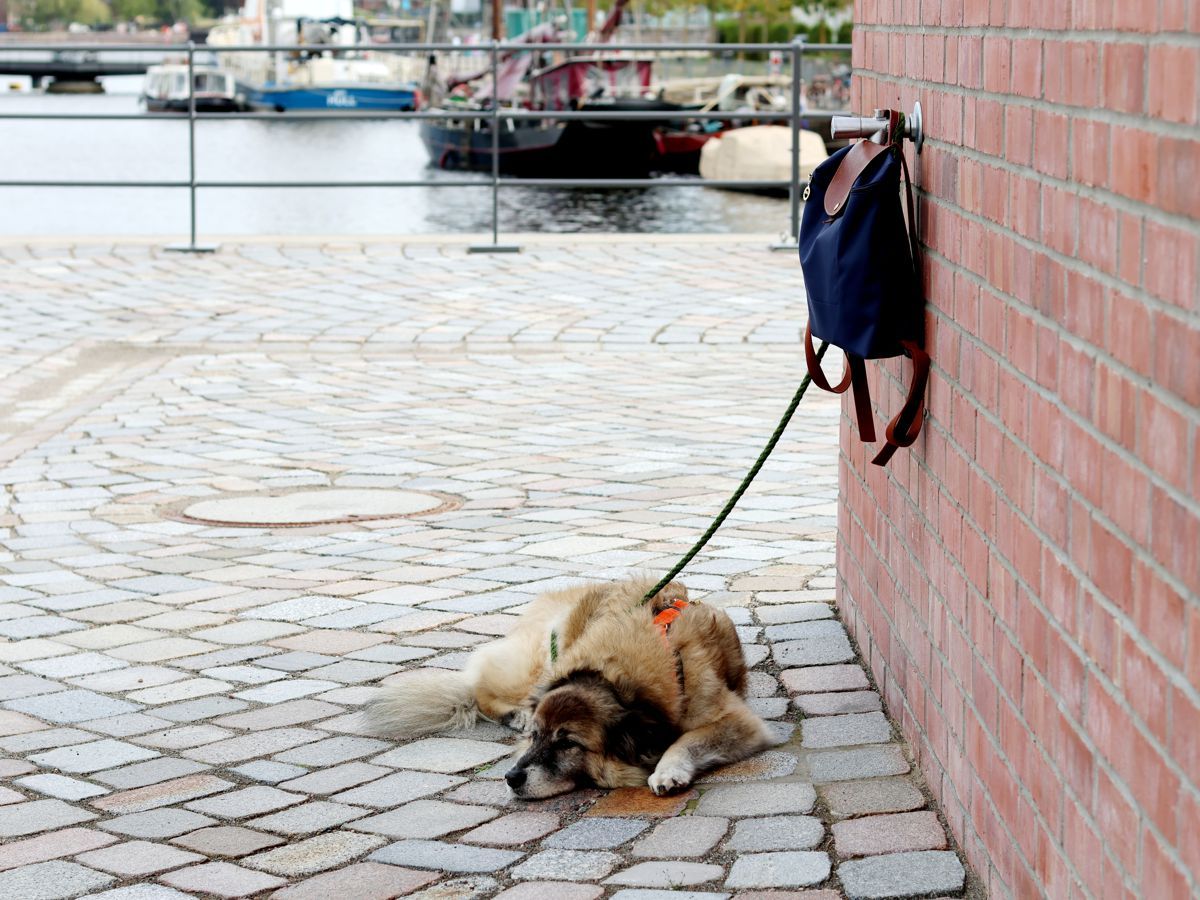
[179,488,454,527]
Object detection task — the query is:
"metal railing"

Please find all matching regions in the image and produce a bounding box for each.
[0,39,852,252]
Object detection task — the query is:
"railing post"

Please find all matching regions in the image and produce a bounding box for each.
[469,39,520,253]
[166,40,217,253]
[771,35,804,251]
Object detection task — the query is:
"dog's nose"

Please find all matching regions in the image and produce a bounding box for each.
[505,768,527,790]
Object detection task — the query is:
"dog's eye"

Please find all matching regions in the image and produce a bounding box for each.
[554,736,584,751]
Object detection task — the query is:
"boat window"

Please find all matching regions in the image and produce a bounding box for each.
[171,72,187,94]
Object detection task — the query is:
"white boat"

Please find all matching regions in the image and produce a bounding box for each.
[208,0,420,113]
[141,64,241,113]
[699,125,829,195]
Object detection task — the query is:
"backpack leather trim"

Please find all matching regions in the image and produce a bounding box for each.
[823,140,888,216]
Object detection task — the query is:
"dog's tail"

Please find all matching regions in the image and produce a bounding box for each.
[365,669,478,737]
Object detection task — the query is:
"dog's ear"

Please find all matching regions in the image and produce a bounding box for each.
[604,696,679,766]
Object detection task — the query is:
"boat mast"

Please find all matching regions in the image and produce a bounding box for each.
[492,0,503,40]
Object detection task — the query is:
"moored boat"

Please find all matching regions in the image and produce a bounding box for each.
[208,0,420,113]
[141,64,241,113]
[698,125,828,195]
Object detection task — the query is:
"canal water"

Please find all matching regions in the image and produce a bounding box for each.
[0,78,790,239]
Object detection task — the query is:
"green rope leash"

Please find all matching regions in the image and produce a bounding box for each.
[642,339,830,604]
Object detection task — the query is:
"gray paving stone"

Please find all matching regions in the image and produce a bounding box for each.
[352,800,500,839]
[15,773,108,801]
[724,852,832,888]
[75,840,204,875]
[772,632,854,667]
[181,728,325,765]
[726,816,824,851]
[605,861,725,887]
[407,873,501,900]
[370,737,512,773]
[0,860,116,899]
[806,746,910,784]
[279,762,389,795]
[30,739,160,774]
[764,620,846,641]
[273,735,389,766]
[754,604,834,624]
[837,850,965,898]
[100,808,218,838]
[611,893,728,900]
[801,712,891,749]
[819,778,928,820]
[632,816,728,858]
[331,771,465,807]
[186,786,305,820]
[241,830,385,876]
[780,665,870,694]
[544,817,649,849]
[369,840,523,873]
[93,758,208,790]
[511,849,619,881]
[0,799,97,837]
[5,689,142,724]
[230,761,308,784]
[245,801,368,835]
[695,782,816,817]
[795,691,882,716]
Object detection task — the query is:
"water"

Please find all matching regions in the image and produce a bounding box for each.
[0,77,791,239]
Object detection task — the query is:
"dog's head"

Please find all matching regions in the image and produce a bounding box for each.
[504,669,679,799]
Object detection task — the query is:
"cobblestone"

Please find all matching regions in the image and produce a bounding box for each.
[831,812,947,858]
[724,852,832,888]
[632,816,728,858]
[836,851,965,898]
[695,783,816,817]
[0,239,967,900]
[0,860,116,899]
[605,861,725,887]
[726,816,824,851]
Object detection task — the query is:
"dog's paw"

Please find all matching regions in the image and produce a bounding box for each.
[501,708,535,733]
[648,760,693,796]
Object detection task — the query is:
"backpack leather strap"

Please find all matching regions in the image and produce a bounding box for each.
[871,341,930,466]
[804,324,876,443]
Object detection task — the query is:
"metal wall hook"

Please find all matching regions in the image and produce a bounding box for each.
[830,101,924,153]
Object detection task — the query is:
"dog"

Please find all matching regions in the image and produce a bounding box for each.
[367,575,776,799]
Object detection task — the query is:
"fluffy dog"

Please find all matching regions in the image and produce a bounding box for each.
[367,576,776,798]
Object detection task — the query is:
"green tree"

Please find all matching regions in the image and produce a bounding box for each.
[110,0,157,19]
[18,0,84,27]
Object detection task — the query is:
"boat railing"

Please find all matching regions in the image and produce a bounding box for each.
[0,38,851,253]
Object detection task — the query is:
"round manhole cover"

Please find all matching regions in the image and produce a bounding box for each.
[177,488,458,527]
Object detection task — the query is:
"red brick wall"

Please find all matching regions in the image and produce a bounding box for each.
[840,2,1199,897]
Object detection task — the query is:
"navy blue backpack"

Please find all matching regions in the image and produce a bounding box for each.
[798,110,930,467]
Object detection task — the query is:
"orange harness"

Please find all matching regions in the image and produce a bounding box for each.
[653,598,689,642]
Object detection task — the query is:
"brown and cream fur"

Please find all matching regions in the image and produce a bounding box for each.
[367,575,776,798]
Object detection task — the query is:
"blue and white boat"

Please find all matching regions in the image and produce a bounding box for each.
[209,0,420,113]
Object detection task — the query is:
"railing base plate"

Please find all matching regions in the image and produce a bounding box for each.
[467,244,521,254]
[164,243,220,254]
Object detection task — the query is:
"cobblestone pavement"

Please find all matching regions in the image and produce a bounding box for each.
[0,238,971,899]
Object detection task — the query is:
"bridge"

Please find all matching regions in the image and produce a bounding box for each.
[0,33,199,88]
